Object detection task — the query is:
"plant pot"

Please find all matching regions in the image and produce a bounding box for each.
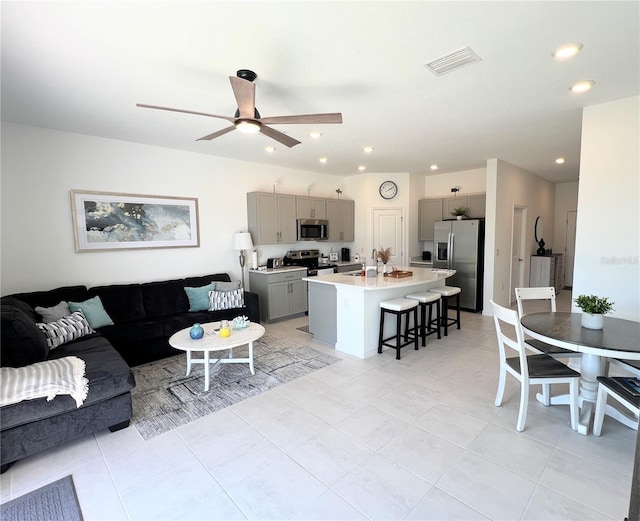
[456,215,463,220]
[581,313,604,330]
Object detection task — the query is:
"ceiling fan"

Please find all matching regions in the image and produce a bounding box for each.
[137,69,343,148]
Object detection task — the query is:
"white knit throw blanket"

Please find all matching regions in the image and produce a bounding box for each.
[0,356,89,408]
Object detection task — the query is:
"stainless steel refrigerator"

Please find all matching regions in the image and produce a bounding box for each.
[433,219,484,312]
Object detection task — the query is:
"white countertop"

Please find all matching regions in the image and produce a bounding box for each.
[303,266,454,290]
[248,267,307,275]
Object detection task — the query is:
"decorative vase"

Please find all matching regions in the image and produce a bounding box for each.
[189,323,204,339]
[581,313,604,330]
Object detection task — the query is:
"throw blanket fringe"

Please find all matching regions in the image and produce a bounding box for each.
[0,356,89,408]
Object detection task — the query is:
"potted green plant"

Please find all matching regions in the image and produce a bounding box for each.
[574,294,614,329]
[451,206,469,220]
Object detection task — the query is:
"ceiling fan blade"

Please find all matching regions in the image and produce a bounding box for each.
[260,125,301,148]
[137,103,235,122]
[196,126,236,141]
[260,113,343,125]
[229,76,256,119]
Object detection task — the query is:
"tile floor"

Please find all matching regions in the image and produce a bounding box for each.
[1,290,636,520]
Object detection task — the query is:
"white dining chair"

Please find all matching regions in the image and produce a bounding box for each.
[514,287,582,360]
[490,300,580,432]
[593,377,639,435]
[608,359,640,377]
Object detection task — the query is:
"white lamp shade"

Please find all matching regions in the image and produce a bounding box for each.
[232,232,254,250]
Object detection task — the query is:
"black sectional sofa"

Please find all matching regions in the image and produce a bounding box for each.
[0,273,260,472]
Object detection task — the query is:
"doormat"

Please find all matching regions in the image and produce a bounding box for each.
[131,333,340,439]
[1,475,83,521]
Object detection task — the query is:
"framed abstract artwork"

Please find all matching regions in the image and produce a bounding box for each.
[71,190,199,252]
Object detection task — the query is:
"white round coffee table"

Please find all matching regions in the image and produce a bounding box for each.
[168,321,265,391]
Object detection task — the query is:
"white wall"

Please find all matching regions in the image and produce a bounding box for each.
[484,159,555,311]
[573,96,639,320]
[0,123,351,294]
[424,167,487,197]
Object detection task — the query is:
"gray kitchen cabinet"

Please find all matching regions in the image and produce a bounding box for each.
[418,198,443,241]
[247,192,297,245]
[249,269,308,322]
[467,194,486,218]
[296,196,327,219]
[326,199,354,242]
[530,254,563,293]
[443,194,486,219]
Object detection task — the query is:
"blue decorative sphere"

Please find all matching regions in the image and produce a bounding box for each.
[189,323,204,339]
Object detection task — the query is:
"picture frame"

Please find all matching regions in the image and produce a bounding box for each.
[71,190,199,252]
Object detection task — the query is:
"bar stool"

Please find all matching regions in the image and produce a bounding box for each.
[429,286,461,336]
[378,298,418,360]
[405,292,441,346]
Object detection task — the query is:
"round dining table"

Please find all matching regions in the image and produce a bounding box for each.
[520,312,640,435]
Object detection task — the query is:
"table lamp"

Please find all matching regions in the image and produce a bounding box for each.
[232,232,254,288]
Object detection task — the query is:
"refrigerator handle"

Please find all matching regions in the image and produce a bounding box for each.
[449,232,454,270]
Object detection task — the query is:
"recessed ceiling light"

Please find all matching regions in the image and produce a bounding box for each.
[264,146,275,153]
[570,80,595,93]
[363,146,374,153]
[358,165,366,171]
[555,157,565,164]
[309,131,322,139]
[430,164,439,171]
[319,157,328,164]
[552,43,583,60]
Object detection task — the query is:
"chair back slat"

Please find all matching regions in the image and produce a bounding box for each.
[514,287,557,316]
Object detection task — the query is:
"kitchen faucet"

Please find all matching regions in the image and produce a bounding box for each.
[372,248,377,260]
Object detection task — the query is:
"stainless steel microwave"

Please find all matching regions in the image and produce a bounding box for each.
[297,219,328,241]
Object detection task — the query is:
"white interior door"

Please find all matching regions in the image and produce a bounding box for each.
[372,208,404,267]
[565,210,577,287]
[510,207,526,304]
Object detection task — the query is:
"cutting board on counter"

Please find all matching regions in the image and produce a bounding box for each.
[384,270,413,278]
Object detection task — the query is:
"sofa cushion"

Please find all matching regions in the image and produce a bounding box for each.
[35,301,71,323]
[0,335,135,431]
[141,279,189,319]
[208,288,245,310]
[1,304,50,368]
[97,321,165,350]
[214,281,242,291]
[1,297,39,321]
[5,286,89,310]
[89,284,146,324]
[184,282,216,312]
[69,296,114,329]
[36,311,94,349]
[183,273,231,288]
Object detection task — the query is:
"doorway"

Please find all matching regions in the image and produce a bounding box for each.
[564,210,577,288]
[510,206,527,305]
[372,208,404,267]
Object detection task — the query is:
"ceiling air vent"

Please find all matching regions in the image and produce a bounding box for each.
[425,46,482,76]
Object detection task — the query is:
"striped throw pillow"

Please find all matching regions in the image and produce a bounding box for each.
[36,311,94,349]
[208,289,244,311]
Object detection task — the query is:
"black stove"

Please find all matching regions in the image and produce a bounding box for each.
[284,249,337,276]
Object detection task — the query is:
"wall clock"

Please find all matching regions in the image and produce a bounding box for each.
[379,180,398,200]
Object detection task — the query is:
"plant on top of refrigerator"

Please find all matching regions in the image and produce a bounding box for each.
[450,206,469,217]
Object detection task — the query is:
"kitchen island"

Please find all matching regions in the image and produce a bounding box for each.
[304,267,455,358]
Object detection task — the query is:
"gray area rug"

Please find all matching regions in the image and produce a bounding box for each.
[131,333,340,439]
[1,475,83,521]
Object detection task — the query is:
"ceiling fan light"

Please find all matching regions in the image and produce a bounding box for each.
[236,120,261,134]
